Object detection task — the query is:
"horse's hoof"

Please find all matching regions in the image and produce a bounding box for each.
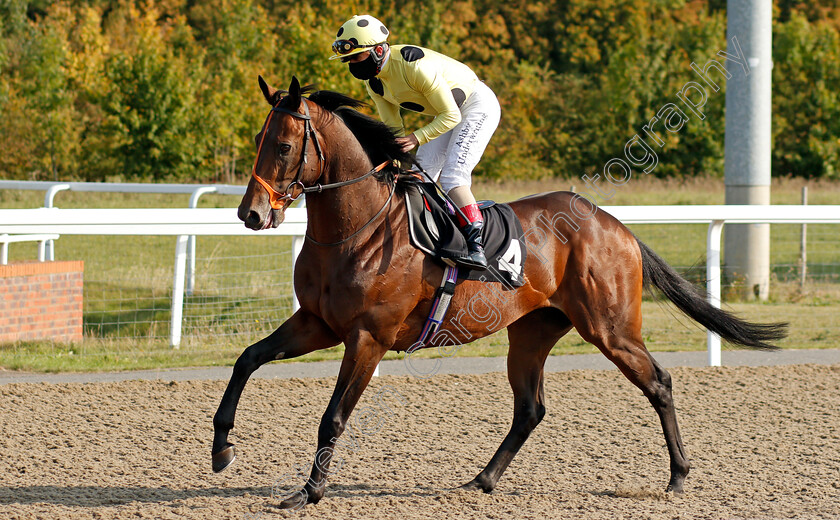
[274,487,318,510]
[666,467,689,493]
[666,478,686,494]
[212,444,236,473]
[278,493,309,510]
[459,480,481,492]
[460,477,493,493]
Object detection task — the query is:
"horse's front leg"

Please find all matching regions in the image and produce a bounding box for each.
[212,310,340,472]
[278,328,388,508]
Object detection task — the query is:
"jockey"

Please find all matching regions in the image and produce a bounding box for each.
[331,14,501,270]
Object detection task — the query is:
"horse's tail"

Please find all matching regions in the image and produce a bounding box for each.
[636,238,788,350]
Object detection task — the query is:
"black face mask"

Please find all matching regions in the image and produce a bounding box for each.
[348,53,380,80]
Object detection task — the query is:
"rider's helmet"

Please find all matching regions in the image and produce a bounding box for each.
[330,15,390,62]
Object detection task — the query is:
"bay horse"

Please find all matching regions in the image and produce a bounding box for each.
[212,76,787,508]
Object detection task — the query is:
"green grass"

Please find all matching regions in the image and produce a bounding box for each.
[1,177,838,372]
[2,295,836,372]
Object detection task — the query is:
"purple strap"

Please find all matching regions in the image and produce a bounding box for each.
[415,265,458,347]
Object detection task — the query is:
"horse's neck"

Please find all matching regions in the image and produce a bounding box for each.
[304,141,392,246]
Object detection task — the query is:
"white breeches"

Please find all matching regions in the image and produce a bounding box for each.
[415,81,501,193]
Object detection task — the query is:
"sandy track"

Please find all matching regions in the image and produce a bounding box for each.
[1,364,838,519]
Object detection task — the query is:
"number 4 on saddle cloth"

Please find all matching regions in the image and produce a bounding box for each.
[403,182,526,288]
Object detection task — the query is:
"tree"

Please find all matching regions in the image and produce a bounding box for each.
[0,2,81,179]
[97,3,207,181]
[773,11,840,178]
[2,0,840,181]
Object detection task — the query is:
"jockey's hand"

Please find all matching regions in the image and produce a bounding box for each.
[396,134,419,152]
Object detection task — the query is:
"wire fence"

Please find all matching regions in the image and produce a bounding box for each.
[629,223,840,286]
[628,223,840,352]
[71,224,837,350]
[180,248,295,346]
[61,234,296,351]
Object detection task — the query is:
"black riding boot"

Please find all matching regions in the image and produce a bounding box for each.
[459,220,488,270]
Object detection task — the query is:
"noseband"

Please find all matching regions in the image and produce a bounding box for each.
[251,98,390,210]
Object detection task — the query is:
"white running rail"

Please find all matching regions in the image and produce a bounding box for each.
[0,207,305,348]
[1,204,838,364]
[0,233,61,265]
[0,180,247,295]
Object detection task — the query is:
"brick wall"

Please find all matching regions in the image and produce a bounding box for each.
[0,261,84,343]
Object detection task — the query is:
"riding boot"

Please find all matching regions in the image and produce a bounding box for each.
[459,220,488,270]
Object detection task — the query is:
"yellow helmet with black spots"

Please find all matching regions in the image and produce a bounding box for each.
[330,15,390,60]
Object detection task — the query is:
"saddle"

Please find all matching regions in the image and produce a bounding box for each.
[403,181,526,287]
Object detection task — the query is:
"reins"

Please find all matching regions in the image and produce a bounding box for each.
[250,96,397,246]
[304,179,397,247]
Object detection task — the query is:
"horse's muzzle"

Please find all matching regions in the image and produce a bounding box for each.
[239,206,284,230]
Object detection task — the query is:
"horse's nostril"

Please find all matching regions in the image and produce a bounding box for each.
[240,211,260,229]
[246,210,261,227]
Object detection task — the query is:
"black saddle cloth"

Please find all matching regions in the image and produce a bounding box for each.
[403,182,526,287]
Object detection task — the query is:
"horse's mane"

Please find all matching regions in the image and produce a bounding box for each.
[264,84,418,183]
[305,88,419,171]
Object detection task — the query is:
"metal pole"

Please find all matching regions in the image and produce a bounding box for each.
[724,0,772,300]
[800,186,807,289]
[706,220,724,367]
[43,184,71,208]
[43,184,69,261]
[170,235,189,348]
[187,187,217,296]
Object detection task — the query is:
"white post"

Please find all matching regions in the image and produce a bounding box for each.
[800,186,808,288]
[706,220,725,366]
[37,239,47,261]
[187,187,217,296]
[0,235,8,265]
[43,184,71,208]
[170,235,189,348]
[43,184,69,261]
[291,235,304,312]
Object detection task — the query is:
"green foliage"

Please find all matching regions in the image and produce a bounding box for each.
[0,0,839,181]
[772,11,840,179]
[0,2,82,179]
[96,6,205,180]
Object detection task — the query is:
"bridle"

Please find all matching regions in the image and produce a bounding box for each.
[250,98,325,208]
[250,96,394,245]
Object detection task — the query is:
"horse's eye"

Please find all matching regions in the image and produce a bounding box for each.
[278,143,292,155]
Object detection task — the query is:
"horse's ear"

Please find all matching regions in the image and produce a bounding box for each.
[258,75,277,105]
[287,76,301,107]
[286,76,300,110]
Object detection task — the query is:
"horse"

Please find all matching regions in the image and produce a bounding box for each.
[211,76,787,508]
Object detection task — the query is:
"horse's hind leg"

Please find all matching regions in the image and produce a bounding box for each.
[212,310,340,472]
[646,354,690,492]
[567,306,691,492]
[463,307,572,492]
